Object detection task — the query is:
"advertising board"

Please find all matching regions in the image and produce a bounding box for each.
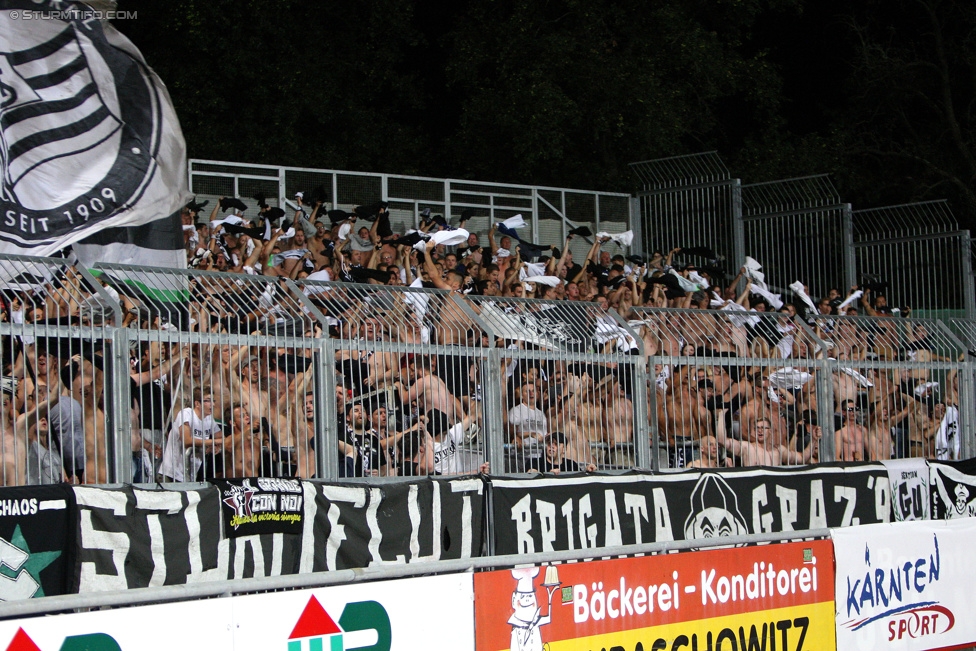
[474,540,835,651]
[0,572,474,651]
[833,519,976,651]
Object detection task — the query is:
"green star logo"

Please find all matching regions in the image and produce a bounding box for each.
[0,525,60,598]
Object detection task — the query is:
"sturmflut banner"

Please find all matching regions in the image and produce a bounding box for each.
[475,540,836,651]
[72,478,484,591]
[0,0,188,266]
[490,465,890,555]
[833,519,976,651]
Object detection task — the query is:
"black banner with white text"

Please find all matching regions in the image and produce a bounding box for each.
[488,465,891,555]
[72,477,485,592]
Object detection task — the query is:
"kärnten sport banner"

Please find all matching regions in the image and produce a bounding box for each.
[833,518,976,651]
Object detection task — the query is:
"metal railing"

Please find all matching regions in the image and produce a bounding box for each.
[0,252,975,485]
[187,159,634,268]
[0,527,829,618]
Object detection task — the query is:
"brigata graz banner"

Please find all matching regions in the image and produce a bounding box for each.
[73,477,484,592]
[475,540,836,651]
[489,464,890,555]
[833,519,976,651]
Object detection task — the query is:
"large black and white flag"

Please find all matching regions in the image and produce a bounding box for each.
[1,0,187,266]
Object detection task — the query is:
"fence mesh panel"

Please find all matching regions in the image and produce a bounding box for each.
[1,248,976,486]
[634,307,828,471]
[0,256,122,485]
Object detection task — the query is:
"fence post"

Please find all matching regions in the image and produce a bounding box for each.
[631,359,651,471]
[630,196,643,256]
[962,357,976,461]
[314,340,339,481]
[816,357,836,462]
[646,358,660,472]
[483,348,506,474]
[106,327,132,483]
[960,230,975,321]
[842,204,857,290]
[731,180,745,282]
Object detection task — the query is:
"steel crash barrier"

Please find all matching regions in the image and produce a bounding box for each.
[1,516,976,651]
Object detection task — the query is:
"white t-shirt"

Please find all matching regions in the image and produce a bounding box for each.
[508,404,547,441]
[433,421,468,476]
[159,408,221,481]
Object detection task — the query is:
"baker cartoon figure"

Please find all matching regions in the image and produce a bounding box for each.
[508,567,556,651]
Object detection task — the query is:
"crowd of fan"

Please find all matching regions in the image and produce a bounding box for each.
[0,195,958,486]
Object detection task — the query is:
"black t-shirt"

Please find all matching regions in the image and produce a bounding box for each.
[137,376,171,430]
[565,262,584,282]
[538,455,587,473]
[344,426,382,476]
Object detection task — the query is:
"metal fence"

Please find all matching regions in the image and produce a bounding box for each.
[631,152,976,322]
[630,151,742,274]
[853,201,975,319]
[465,295,649,473]
[635,307,833,471]
[1,252,976,486]
[0,255,127,486]
[636,308,973,468]
[741,175,853,297]
[187,159,634,267]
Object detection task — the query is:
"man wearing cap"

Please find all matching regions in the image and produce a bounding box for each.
[533,432,596,473]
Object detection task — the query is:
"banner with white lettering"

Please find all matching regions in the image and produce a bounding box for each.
[73,478,485,592]
[0,484,73,600]
[833,519,976,650]
[929,459,976,520]
[72,485,223,591]
[213,477,304,538]
[475,540,836,651]
[489,465,890,555]
[883,458,931,521]
[300,477,485,571]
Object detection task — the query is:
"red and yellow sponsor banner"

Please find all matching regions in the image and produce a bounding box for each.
[475,540,835,651]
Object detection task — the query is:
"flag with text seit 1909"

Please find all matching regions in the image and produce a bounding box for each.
[1,0,188,268]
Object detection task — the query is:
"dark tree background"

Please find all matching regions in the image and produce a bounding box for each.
[115,0,976,227]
